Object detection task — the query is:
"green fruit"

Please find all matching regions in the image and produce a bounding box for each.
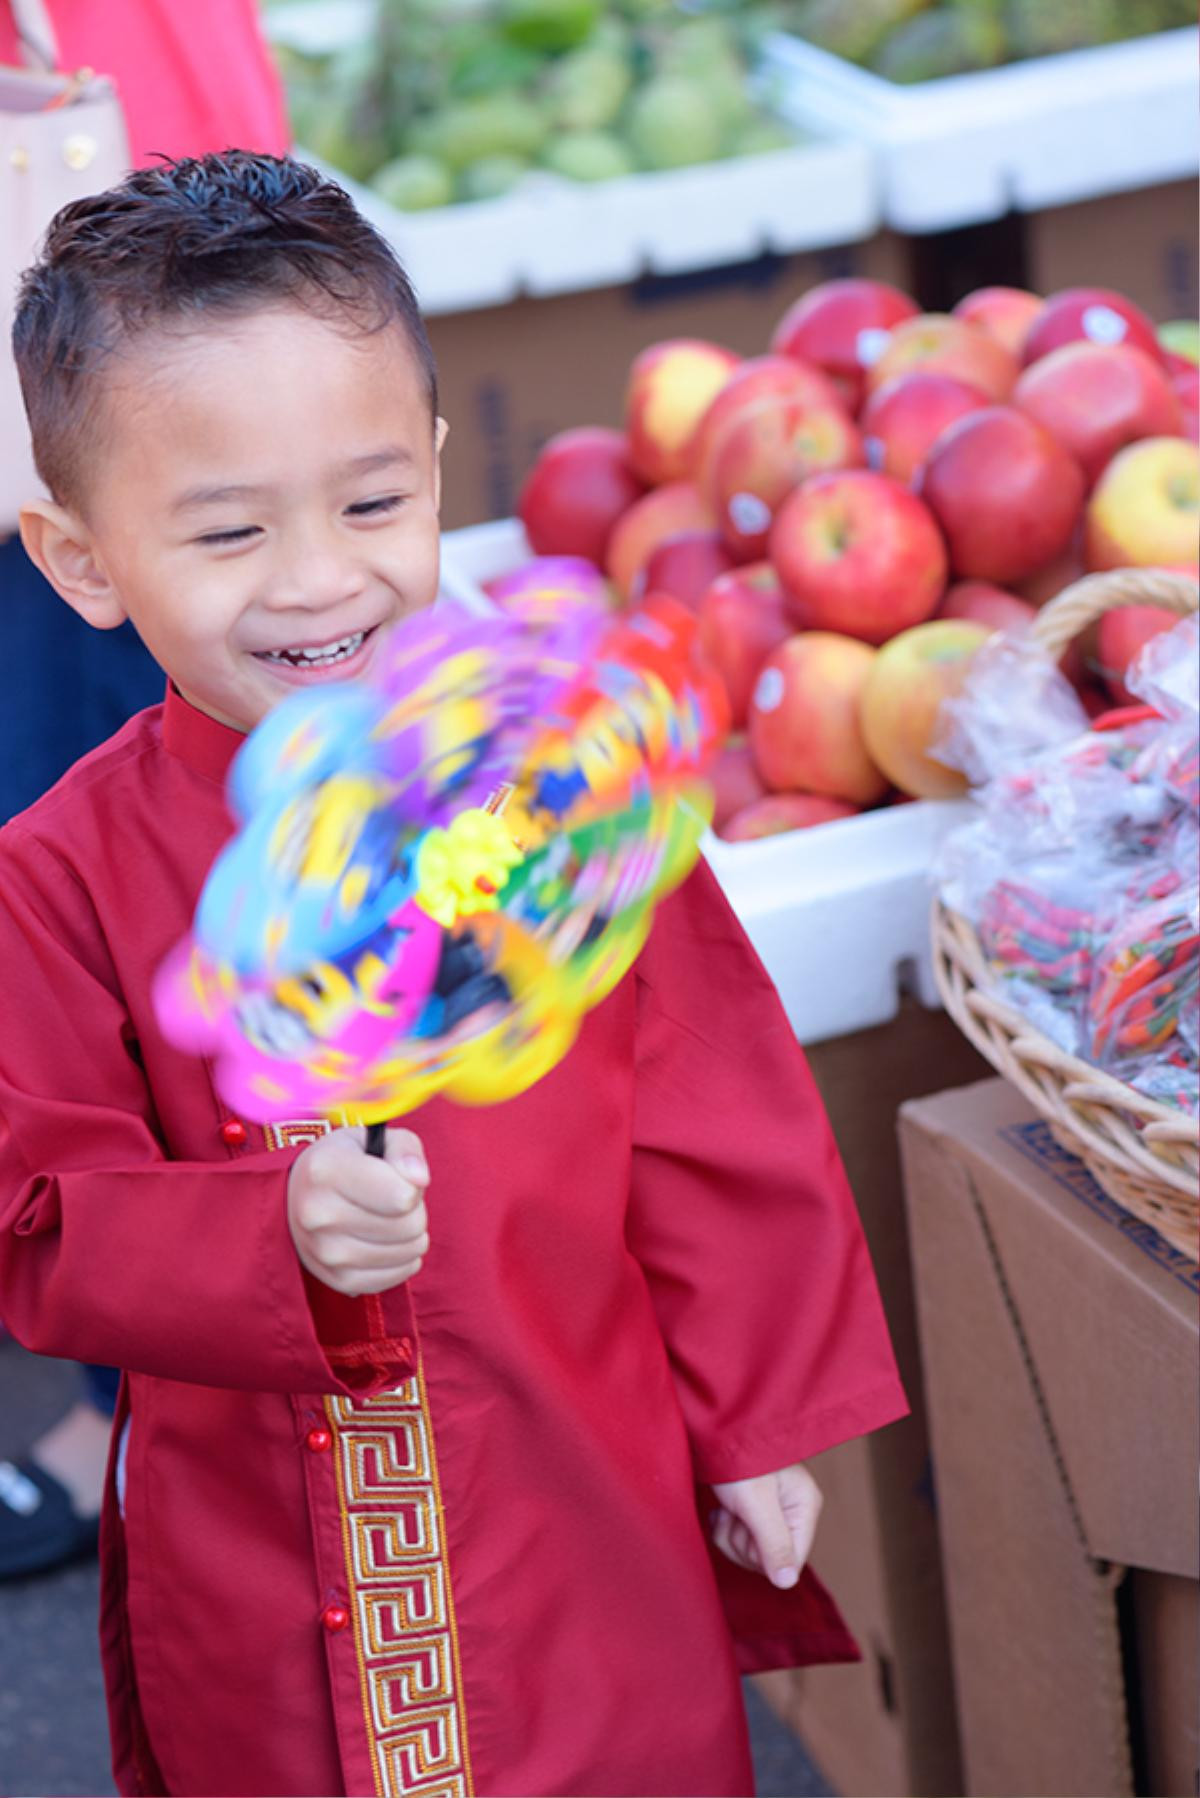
[371,154,455,211]
[542,130,636,181]
[500,0,601,52]
[410,95,548,173]
[457,154,529,203]
[790,0,932,64]
[626,75,725,170]
[871,9,1005,79]
[1160,321,1200,366]
[543,47,634,130]
[731,116,799,156]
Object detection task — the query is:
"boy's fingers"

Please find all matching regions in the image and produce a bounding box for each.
[329,1151,426,1217]
[722,1485,800,1589]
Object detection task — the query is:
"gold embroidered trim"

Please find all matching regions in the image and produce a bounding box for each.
[324,1379,474,1798]
[265,1117,473,1797]
[263,1118,333,1151]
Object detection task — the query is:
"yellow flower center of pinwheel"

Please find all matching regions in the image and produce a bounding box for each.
[414,808,524,927]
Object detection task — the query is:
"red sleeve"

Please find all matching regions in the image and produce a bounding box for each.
[627,859,908,1483]
[0,825,412,1398]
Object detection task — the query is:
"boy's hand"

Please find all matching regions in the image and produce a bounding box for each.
[287,1126,430,1296]
[710,1463,822,1590]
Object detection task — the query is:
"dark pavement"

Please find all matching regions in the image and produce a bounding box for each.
[0,1336,833,1798]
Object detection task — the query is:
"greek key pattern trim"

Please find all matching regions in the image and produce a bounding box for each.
[325,1373,473,1798]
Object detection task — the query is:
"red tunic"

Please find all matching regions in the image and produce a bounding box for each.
[0,685,906,1798]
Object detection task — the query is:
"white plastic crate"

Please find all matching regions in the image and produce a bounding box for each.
[439,518,968,1044]
[307,141,878,316]
[761,26,1199,233]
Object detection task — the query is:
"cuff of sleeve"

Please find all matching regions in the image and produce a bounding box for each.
[690,1377,910,1485]
[301,1270,418,1397]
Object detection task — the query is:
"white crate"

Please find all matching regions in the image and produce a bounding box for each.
[761,26,1198,233]
[306,140,878,316]
[439,518,967,1044]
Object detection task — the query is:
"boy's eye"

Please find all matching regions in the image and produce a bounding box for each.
[197,525,261,547]
[346,494,406,519]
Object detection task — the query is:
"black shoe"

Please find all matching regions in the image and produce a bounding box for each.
[0,1458,100,1580]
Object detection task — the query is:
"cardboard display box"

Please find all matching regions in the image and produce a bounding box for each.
[899,1080,1199,1798]
[754,1001,989,1797]
[427,233,913,530]
[1026,178,1199,325]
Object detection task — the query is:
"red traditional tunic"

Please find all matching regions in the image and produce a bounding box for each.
[0,685,907,1798]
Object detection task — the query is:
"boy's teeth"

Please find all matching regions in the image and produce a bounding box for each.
[263,631,365,667]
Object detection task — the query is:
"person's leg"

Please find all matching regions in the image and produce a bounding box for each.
[0,1369,115,1579]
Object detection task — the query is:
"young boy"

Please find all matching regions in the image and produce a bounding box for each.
[0,154,906,1798]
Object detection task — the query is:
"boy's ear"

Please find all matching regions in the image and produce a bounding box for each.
[434,416,449,513]
[19,500,129,630]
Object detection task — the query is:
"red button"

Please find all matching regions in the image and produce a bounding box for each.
[320,1602,350,1634]
[220,1119,248,1148]
[305,1427,332,1454]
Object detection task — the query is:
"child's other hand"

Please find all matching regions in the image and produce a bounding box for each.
[287,1126,430,1296]
[710,1463,822,1590]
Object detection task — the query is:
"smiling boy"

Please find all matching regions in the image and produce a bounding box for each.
[0,154,906,1798]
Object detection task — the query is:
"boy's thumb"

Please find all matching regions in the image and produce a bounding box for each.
[735,1489,799,1589]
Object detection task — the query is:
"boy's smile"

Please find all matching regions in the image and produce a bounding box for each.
[23,304,445,733]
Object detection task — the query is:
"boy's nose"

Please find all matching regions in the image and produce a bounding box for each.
[264,548,368,613]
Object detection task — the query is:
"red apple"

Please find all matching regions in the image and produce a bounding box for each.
[918,406,1085,583]
[1014,540,1086,607]
[1167,360,1199,442]
[696,562,791,729]
[749,632,888,804]
[517,427,647,564]
[860,371,991,484]
[641,530,737,612]
[769,278,921,411]
[605,481,712,602]
[770,469,948,646]
[709,392,865,559]
[1022,288,1165,368]
[709,735,768,830]
[1084,438,1200,571]
[868,314,1020,403]
[939,579,1038,636]
[625,339,742,486]
[1014,342,1184,486]
[952,286,1044,357]
[1096,604,1190,705]
[860,620,991,799]
[719,792,860,842]
[689,354,846,502]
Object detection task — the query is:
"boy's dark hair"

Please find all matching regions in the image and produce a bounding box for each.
[13,151,439,511]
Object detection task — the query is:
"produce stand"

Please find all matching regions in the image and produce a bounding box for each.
[761,26,1199,232]
[268,2,880,315]
[440,517,971,1044]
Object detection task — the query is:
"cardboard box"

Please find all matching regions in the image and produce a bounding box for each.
[754,1001,989,1797]
[1026,179,1199,324]
[426,233,913,529]
[899,1080,1199,1798]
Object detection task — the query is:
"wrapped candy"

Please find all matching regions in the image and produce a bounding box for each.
[154,596,727,1124]
[938,617,1200,1114]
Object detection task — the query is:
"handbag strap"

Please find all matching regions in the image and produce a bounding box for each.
[7,0,59,73]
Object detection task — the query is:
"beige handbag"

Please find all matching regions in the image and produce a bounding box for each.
[1,0,129,537]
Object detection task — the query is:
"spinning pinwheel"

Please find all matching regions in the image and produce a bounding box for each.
[154,594,727,1133]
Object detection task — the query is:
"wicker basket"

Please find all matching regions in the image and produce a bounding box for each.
[932,567,1199,1262]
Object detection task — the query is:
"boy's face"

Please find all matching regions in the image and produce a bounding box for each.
[28,304,445,733]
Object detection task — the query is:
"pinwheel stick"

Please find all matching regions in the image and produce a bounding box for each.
[366,1120,387,1159]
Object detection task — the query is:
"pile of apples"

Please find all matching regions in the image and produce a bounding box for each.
[515,277,1200,841]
